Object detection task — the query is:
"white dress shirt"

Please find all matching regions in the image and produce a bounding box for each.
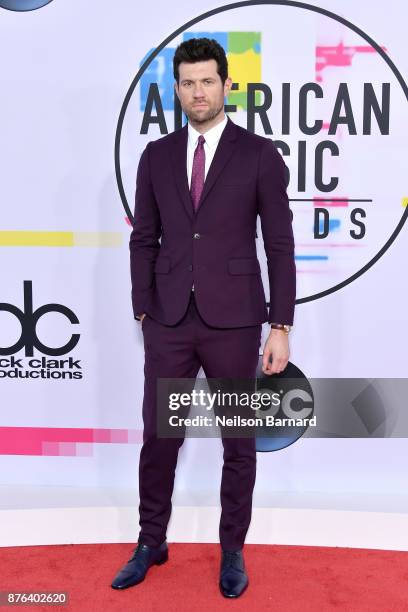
[187,114,228,188]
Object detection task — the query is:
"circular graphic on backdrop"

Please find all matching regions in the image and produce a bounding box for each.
[254,360,313,452]
[115,1,408,305]
[0,0,54,10]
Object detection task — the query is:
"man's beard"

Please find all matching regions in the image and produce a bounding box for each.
[186,102,223,124]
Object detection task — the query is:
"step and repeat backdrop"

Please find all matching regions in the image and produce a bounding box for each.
[1,0,407,541]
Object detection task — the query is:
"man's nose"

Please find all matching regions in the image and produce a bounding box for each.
[192,84,205,97]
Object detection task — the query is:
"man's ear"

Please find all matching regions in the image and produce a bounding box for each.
[224,76,233,96]
[174,81,179,100]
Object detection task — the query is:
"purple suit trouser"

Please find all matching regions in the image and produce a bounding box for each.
[138,290,262,552]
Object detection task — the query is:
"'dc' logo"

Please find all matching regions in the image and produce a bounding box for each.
[0,281,80,357]
[0,0,54,11]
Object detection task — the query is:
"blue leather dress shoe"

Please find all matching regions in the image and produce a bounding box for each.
[111,541,168,589]
[219,550,248,598]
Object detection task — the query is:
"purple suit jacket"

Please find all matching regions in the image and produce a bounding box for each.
[130,116,296,327]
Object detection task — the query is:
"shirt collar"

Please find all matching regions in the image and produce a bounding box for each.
[188,114,228,149]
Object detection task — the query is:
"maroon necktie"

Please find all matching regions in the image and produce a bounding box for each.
[190,134,206,212]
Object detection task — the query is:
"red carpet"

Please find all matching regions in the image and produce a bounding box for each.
[1,543,408,611]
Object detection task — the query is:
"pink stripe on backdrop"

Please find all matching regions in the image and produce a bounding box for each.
[313,198,350,207]
[0,427,143,456]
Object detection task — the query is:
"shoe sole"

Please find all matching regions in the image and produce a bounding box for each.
[111,551,169,590]
[219,579,248,598]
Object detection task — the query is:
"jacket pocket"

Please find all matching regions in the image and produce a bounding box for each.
[154,256,171,274]
[228,257,261,275]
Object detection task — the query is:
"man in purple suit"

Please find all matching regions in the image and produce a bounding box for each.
[111,37,296,598]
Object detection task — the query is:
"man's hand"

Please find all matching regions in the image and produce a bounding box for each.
[262,329,290,375]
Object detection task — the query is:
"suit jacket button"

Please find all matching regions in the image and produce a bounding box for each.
[188,264,193,271]
[193,233,200,239]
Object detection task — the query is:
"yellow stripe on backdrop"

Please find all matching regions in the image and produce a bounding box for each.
[0,231,122,247]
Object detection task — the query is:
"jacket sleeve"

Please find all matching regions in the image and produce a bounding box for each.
[129,142,161,319]
[257,138,296,325]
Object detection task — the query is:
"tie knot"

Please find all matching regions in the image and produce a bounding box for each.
[198,135,205,146]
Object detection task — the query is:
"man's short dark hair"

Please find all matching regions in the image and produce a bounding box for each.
[173,37,228,85]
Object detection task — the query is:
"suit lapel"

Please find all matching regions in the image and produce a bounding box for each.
[171,123,193,220]
[171,116,240,220]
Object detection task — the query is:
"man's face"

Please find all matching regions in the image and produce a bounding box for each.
[174,59,232,125]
